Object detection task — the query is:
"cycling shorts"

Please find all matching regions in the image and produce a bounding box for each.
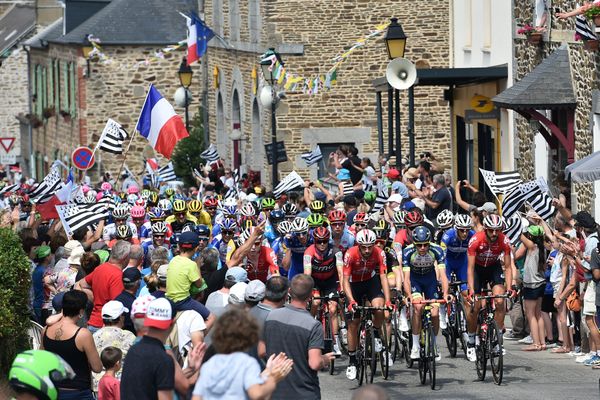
[350,275,384,304]
[314,274,338,298]
[410,271,439,301]
[445,257,468,292]
[473,263,505,294]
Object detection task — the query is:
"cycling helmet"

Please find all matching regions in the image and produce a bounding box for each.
[148,207,165,221]
[313,226,331,241]
[188,199,202,213]
[393,210,406,226]
[9,350,75,400]
[131,205,146,219]
[158,199,172,212]
[85,193,96,204]
[118,192,127,201]
[261,197,276,210]
[292,217,309,233]
[270,209,285,223]
[218,218,238,231]
[127,193,139,205]
[116,224,133,240]
[151,221,168,234]
[356,229,376,245]
[281,203,298,217]
[195,224,210,237]
[436,209,455,229]
[307,213,326,228]
[147,192,159,206]
[364,191,376,203]
[222,205,238,217]
[174,193,186,201]
[412,226,431,244]
[372,219,390,232]
[353,212,369,224]
[240,203,256,217]
[141,189,151,199]
[328,210,347,223]
[134,198,146,208]
[454,214,472,229]
[239,216,256,230]
[309,200,325,213]
[483,214,503,230]
[277,220,293,235]
[203,196,218,208]
[113,194,123,204]
[127,185,140,195]
[222,197,237,208]
[164,188,175,197]
[172,199,187,213]
[404,210,424,228]
[112,204,129,220]
[101,182,112,192]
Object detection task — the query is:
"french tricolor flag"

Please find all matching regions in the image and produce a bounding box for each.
[187,15,199,64]
[136,85,189,159]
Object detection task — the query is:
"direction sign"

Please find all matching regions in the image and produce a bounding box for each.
[0,137,15,153]
[71,146,95,170]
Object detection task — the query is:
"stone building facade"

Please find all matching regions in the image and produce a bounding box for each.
[204,0,452,186]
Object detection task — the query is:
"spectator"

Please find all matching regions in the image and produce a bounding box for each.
[129,294,156,337]
[76,240,131,333]
[125,245,144,271]
[98,346,122,400]
[245,279,266,308]
[32,245,52,324]
[344,195,358,226]
[205,266,247,316]
[191,308,293,400]
[454,179,487,213]
[114,268,142,334]
[264,274,334,399]
[41,290,102,400]
[81,251,101,276]
[198,247,225,299]
[421,174,453,224]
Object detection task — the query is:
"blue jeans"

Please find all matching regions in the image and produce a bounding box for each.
[87,325,100,334]
[175,297,211,319]
[58,389,95,400]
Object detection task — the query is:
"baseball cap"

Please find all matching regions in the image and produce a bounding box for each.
[67,246,85,266]
[225,266,248,283]
[52,292,65,312]
[254,186,263,195]
[403,167,419,180]
[528,225,544,237]
[123,267,142,284]
[178,231,200,249]
[94,249,110,264]
[102,300,129,320]
[144,297,174,329]
[228,282,248,305]
[314,191,327,201]
[63,240,83,256]
[247,193,258,202]
[387,168,401,179]
[245,280,266,302]
[157,264,169,279]
[35,245,51,259]
[387,193,404,204]
[337,169,351,181]
[130,294,156,318]
[477,202,498,213]
[392,181,409,198]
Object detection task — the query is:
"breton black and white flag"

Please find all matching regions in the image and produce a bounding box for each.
[479,169,522,195]
[503,214,523,246]
[200,144,220,163]
[273,171,305,198]
[56,202,109,237]
[300,146,323,166]
[0,184,19,196]
[501,180,542,219]
[371,179,389,213]
[576,14,596,41]
[97,119,128,154]
[526,177,555,220]
[29,166,63,204]
[158,162,178,182]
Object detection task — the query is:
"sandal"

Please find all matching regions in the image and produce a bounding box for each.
[522,344,542,351]
[551,347,570,354]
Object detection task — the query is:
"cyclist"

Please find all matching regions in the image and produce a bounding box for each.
[307,213,327,232]
[350,212,369,235]
[210,218,238,266]
[102,204,138,242]
[130,205,147,238]
[271,220,293,276]
[328,209,355,255]
[167,199,197,234]
[373,219,402,293]
[466,214,513,362]
[309,199,326,215]
[282,217,313,280]
[402,226,449,360]
[281,202,298,221]
[203,196,219,224]
[142,221,171,268]
[8,350,75,400]
[304,226,344,355]
[229,227,278,282]
[188,199,212,228]
[157,198,173,218]
[392,209,423,259]
[264,209,284,245]
[343,229,392,380]
[441,214,474,293]
[434,209,455,244]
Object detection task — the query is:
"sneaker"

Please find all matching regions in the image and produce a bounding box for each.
[577,353,594,363]
[584,355,600,366]
[399,309,410,332]
[545,341,558,349]
[410,345,421,360]
[374,338,383,353]
[570,350,585,357]
[466,345,477,362]
[518,335,533,344]
[504,331,522,341]
[346,364,357,380]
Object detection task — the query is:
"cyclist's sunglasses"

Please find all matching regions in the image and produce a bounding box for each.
[486,229,501,234]
[222,230,234,235]
[415,242,429,248]
[457,228,470,234]
[355,223,367,228]
[315,240,329,245]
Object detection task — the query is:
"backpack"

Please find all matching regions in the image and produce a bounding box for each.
[166,311,186,367]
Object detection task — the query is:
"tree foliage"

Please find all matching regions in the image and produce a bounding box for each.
[171,110,206,187]
[0,228,32,376]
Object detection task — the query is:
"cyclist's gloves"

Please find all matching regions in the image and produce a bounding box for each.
[347,300,358,313]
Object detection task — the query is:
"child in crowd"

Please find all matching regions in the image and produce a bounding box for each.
[98,346,122,400]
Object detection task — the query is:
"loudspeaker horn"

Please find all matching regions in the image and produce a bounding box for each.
[386,58,417,90]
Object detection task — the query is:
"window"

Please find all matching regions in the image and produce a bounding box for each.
[41,66,48,112]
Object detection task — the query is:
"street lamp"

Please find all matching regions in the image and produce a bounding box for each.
[259,48,284,188]
[82,35,94,78]
[384,18,407,60]
[178,57,193,132]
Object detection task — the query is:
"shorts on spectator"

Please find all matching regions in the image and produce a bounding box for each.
[583,281,597,316]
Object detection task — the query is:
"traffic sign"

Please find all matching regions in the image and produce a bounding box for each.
[0,154,16,164]
[265,141,288,165]
[71,146,95,170]
[0,137,15,153]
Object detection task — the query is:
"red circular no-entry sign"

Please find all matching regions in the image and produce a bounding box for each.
[71,147,95,170]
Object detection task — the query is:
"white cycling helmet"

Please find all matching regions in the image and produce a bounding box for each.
[483,214,503,230]
[436,209,455,229]
[277,220,293,235]
[356,229,376,245]
[112,204,129,220]
[454,214,472,230]
[292,217,309,233]
[151,221,168,234]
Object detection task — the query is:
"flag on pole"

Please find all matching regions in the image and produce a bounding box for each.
[273,171,305,198]
[501,180,543,219]
[479,169,522,195]
[29,165,63,204]
[200,144,220,163]
[576,14,596,41]
[158,162,178,182]
[526,177,555,220]
[36,169,75,220]
[300,146,323,166]
[503,215,523,246]
[185,12,215,65]
[372,180,389,213]
[0,184,19,196]
[136,84,189,159]
[96,119,128,154]
[56,203,109,238]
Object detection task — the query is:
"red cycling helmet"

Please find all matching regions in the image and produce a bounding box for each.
[353,212,369,224]
[204,197,218,208]
[328,210,347,223]
[404,210,424,228]
[313,226,331,241]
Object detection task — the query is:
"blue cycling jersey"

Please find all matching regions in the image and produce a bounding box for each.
[283,233,313,279]
[271,237,287,276]
[440,228,474,260]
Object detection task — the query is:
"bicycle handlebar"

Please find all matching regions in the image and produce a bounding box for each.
[474,294,511,301]
[354,305,392,312]
[411,299,447,305]
[449,281,467,287]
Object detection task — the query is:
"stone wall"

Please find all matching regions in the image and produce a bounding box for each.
[0,47,28,159]
[205,0,451,187]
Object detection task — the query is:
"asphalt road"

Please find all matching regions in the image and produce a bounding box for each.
[319,333,600,400]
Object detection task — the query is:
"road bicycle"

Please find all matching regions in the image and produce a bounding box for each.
[413,299,446,390]
[354,305,391,385]
[389,292,413,368]
[314,292,344,375]
[444,280,468,358]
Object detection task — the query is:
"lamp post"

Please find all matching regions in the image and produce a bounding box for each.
[260,48,284,188]
[178,57,193,132]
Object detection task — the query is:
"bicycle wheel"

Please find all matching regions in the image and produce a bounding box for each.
[456,301,468,356]
[418,329,427,385]
[489,321,503,385]
[428,325,436,390]
[475,332,487,381]
[390,313,401,362]
[357,327,366,386]
[445,302,458,358]
[324,312,335,375]
[380,321,390,380]
[404,331,414,368]
[367,326,377,384]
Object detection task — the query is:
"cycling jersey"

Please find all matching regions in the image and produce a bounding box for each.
[303,244,343,281]
[102,222,139,242]
[434,227,451,244]
[331,228,355,255]
[402,243,445,276]
[343,246,386,283]
[467,231,511,267]
[271,236,288,276]
[142,242,172,268]
[168,217,198,234]
[209,236,236,266]
[441,228,474,290]
[242,246,279,283]
[283,233,313,280]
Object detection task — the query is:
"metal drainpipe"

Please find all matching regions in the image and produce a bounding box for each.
[24,45,34,179]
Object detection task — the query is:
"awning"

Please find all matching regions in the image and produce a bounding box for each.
[0,4,35,56]
[565,150,600,183]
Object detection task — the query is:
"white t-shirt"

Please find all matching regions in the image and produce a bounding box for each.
[176,310,206,359]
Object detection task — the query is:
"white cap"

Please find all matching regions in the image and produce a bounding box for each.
[144,297,174,330]
[228,282,248,304]
[157,264,169,279]
[387,194,404,204]
[102,300,129,320]
[130,294,156,318]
